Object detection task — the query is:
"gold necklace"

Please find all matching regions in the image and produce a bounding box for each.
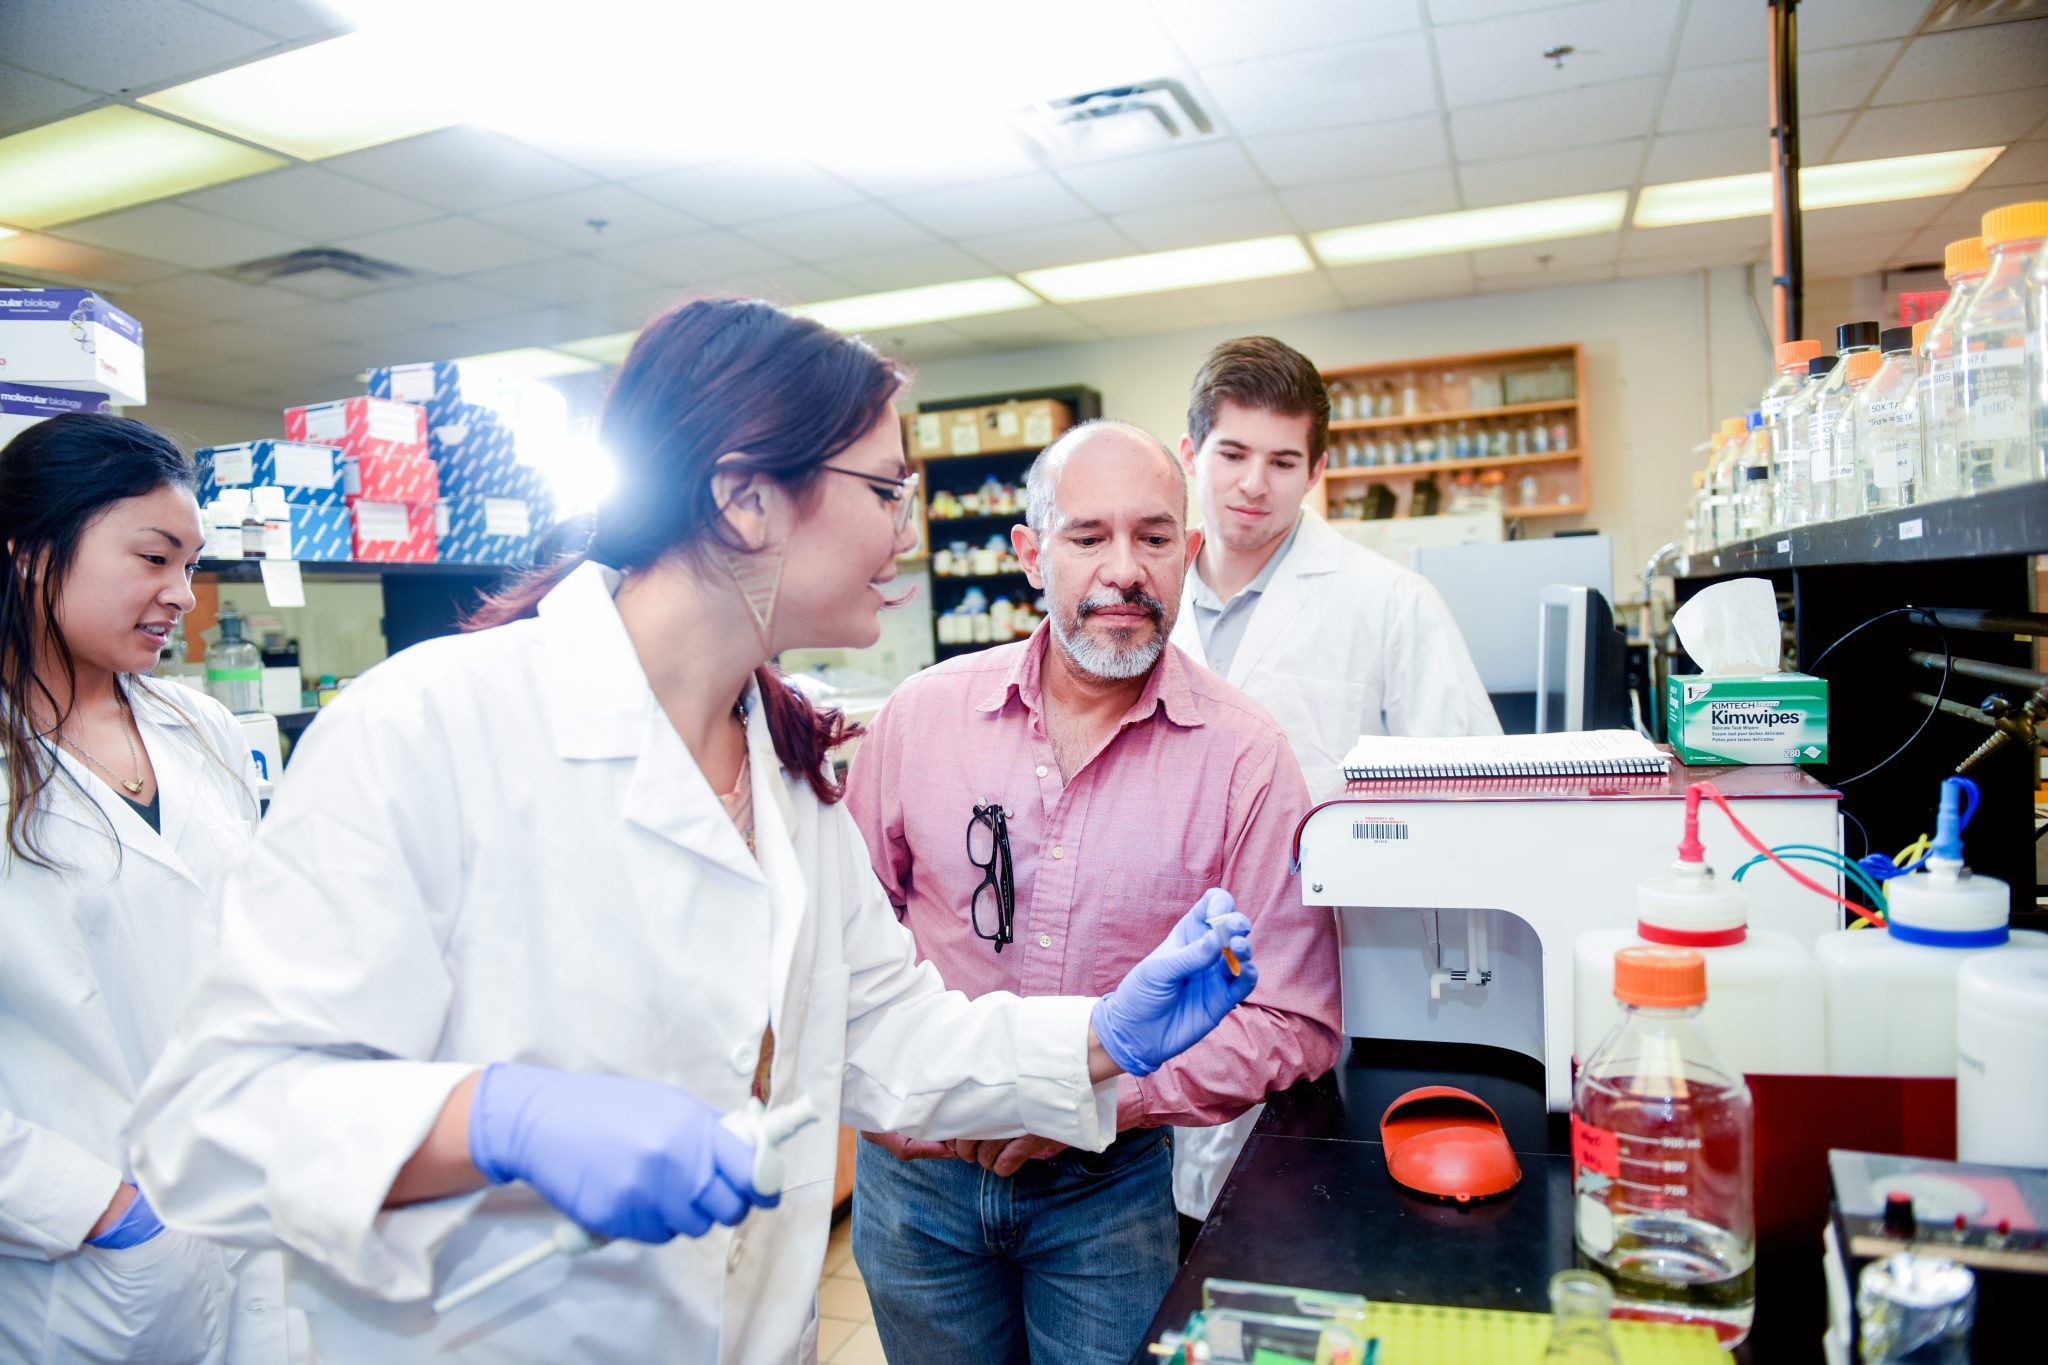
[60,692,145,795]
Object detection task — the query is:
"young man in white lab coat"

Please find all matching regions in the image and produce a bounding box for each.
[1166,335,1500,1233]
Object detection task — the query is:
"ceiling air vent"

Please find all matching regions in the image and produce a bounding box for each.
[225,247,414,298]
[1017,79,1214,163]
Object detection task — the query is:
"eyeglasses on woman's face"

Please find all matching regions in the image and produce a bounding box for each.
[821,465,921,534]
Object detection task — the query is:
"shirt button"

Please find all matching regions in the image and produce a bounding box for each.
[730,1040,754,1073]
[1038,934,1052,948]
[1035,765,1048,778]
[244,1301,266,1316]
[1052,845,1064,860]
[727,1234,744,1270]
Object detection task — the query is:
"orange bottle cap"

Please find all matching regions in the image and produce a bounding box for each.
[1775,339,1822,368]
[1944,236,1987,279]
[1911,319,1933,350]
[1843,350,1884,381]
[1981,201,2048,249]
[1720,417,1745,438]
[1614,945,1707,1007]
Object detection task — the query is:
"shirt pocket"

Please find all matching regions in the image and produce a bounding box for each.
[40,1230,231,1365]
[1089,873,1217,996]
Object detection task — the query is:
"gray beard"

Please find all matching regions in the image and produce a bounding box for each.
[1044,560,1166,681]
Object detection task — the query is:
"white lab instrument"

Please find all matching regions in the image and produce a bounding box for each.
[1409,534,1614,695]
[1295,763,1840,1111]
[1956,952,2048,1166]
[237,710,281,802]
[433,1095,820,1315]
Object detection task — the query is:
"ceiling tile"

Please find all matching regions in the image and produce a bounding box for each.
[1471,229,1622,278]
[808,141,1044,200]
[1676,0,1930,66]
[130,334,221,377]
[1832,89,2048,162]
[852,321,972,361]
[958,217,1141,273]
[1059,293,1223,330]
[324,128,601,213]
[1660,62,1765,135]
[1917,177,2048,239]
[1979,138,2048,189]
[1805,41,1908,114]
[50,202,303,270]
[1111,192,1297,251]
[740,203,935,261]
[629,157,867,225]
[263,265,411,302]
[167,315,327,363]
[179,165,442,240]
[337,218,562,275]
[1428,0,1593,21]
[0,231,185,288]
[942,306,1100,348]
[1055,141,1268,215]
[352,278,532,325]
[474,183,704,251]
[1178,272,1344,318]
[114,272,307,321]
[1200,33,1438,136]
[1620,217,1770,264]
[456,254,661,305]
[1154,0,1420,65]
[1797,112,1858,163]
[182,0,349,41]
[0,62,99,136]
[1451,77,1661,161]
[1279,166,1461,230]
[247,297,414,345]
[892,173,1099,239]
[2,0,276,94]
[1323,253,1475,300]
[590,230,795,284]
[1243,115,1449,189]
[692,266,858,307]
[1458,139,1644,208]
[1477,264,1621,297]
[1643,125,1769,183]
[1434,0,1682,110]
[1878,21,2048,105]
[1803,197,1945,241]
[822,242,996,292]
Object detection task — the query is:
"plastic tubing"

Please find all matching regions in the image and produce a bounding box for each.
[1734,850,1890,913]
[1690,782,1886,927]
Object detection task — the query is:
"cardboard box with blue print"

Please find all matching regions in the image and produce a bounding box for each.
[199,440,347,507]
[0,383,112,445]
[436,494,550,566]
[0,289,146,405]
[367,361,567,498]
[278,504,353,562]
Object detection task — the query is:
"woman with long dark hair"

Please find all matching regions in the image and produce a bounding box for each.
[0,414,281,1362]
[132,298,1256,1363]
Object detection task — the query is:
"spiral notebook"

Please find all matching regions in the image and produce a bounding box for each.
[1341,729,1670,780]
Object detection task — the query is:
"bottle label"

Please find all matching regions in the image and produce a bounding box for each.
[1868,398,1915,488]
[1572,1114,1620,1178]
[206,666,261,682]
[1760,394,1790,420]
[1960,347,2028,441]
[1808,408,1834,480]
[1923,364,1957,423]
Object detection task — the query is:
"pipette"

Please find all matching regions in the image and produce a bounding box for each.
[433,1093,820,1314]
[1209,914,1242,977]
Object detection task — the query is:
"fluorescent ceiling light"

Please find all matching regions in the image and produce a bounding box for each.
[1634,146,2005,227]
[139,31,461,159]
[792,278,1041,332]
[0,227,14,240]
[555,331,639,366]
[452,347,604,380]
[1311,193,1628,267]
[0,107,286,230]
[1019,236,1314,303]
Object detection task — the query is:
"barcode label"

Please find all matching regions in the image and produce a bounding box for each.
[1352,821,1409,841]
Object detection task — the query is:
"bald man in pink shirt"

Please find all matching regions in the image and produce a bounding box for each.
[845,420,1342,1365]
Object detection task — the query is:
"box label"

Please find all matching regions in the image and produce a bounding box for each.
[211,445,257,485]
[302,404,346,442]
[272,443,337,489]
[483,497,531,538]
[386,363,436,405]
[914,414,941,451]
[354,501,411,543]
[949,419,980,455]
[367,400,421,445]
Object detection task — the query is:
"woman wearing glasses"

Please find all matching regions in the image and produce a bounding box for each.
[132,297,1256,1364]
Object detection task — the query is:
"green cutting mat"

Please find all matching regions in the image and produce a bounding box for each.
[1367,1302,1726,1363]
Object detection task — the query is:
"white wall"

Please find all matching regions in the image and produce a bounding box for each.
[906,265,1779,599]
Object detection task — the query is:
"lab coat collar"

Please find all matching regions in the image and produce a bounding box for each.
[972,622,1204,729]
[535,561,778,886]
[1216,510,1344,688]
[31,679,207,887]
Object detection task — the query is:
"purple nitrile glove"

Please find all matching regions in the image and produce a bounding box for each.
[468,1063,775,1243]
[1090,888,1258,1078]
[87,1185,164,1249]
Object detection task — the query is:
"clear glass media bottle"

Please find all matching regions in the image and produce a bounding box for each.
[1737,410,1771,538]
[1918,236,1989,501]
[2031,230,2048,476]
[1573,946,1755,1347]
[1710,417,1744,547]
[205,603,264,715]
[1955,202,2048,491]
[1776,352,1834,527]
[1857,326,1922,513]
[1810,321,1880,523]
[1760,339,1819,531]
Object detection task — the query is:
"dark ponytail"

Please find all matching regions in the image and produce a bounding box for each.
[1,414,198,867]
[470,297,902,803]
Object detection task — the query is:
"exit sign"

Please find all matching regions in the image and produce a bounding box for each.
[1899,289,1949,325]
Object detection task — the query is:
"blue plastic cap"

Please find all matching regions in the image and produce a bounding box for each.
[1930,776,1980,863]
[1746,410,1764,430]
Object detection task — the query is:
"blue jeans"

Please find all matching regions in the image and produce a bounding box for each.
[852,1129,1177,1365]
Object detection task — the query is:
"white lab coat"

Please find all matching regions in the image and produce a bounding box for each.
[0,677,288,1365]
[1167,511,1500,1218]
[132,562,1118,1365]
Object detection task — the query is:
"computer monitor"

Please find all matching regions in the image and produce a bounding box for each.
[1409,536,1613,693]
[1535,585,1632,733]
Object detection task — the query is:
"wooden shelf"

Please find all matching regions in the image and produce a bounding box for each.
[1321,343,1582,381]
[1330,398,1578,432]
[197,558,518,581]
[932,570,1031,585]
[1510,501,1589,519]
[1325,449,1584,478]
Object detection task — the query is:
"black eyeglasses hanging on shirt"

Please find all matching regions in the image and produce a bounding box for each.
[966,802,1015,952]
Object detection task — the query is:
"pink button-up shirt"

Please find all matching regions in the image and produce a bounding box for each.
[846,625,1341,1130]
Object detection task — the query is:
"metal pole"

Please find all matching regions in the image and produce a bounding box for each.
[1917,607,2048,638]
[1767,0,1803,344]
[1906,650,2048,692]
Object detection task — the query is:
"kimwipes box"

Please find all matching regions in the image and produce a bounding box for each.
[1666,673,1830,765]
[284,396,426,462]
[0,289,146,404]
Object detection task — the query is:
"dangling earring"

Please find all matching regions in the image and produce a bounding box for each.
[721,541,786,648]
